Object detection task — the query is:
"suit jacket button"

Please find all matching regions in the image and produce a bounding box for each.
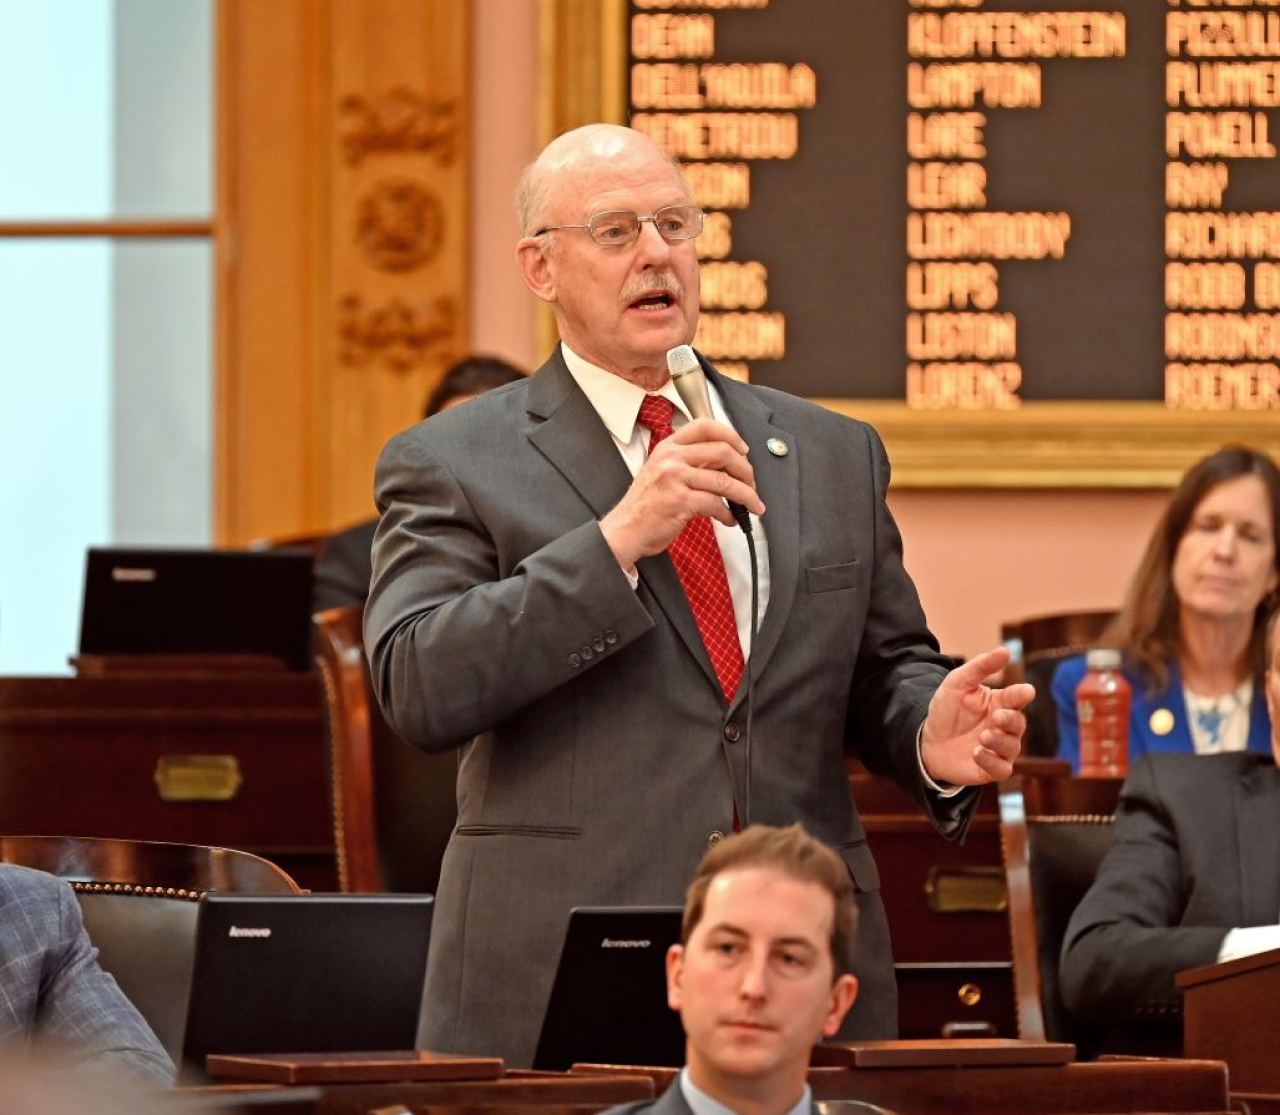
[706,830,725,848]
[579,645,595,660]
[723,722,741,743]
[568,653,581,667]
[604,629,618,644]
[593,636,606,653]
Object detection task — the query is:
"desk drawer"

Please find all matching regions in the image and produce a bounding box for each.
[896,961,1016,1039]
[0,675,336,889]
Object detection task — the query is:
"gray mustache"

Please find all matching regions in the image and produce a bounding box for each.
[621,270,683,304]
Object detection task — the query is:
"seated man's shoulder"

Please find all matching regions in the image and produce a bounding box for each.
[0,864,68,904]
[0,866,76,957]
[1139,749,1272,788]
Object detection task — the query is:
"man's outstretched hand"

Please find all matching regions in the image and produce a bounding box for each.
[919,646,1035,786]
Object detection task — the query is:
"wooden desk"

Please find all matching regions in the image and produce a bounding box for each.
[578,1048,1231,1115]
[0,673,335,889]
[1180,945,1280,1094]
[166,1070,656,1114]
[850,765,1013,1037]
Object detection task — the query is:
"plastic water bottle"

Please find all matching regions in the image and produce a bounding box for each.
[1076,648,1131,778]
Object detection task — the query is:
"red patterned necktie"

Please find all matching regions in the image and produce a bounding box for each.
[636,394,744,700]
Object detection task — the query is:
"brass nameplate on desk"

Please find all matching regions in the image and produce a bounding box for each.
[204,1050,505,1084]
[154,755,243,802]
[925,865,1007,914]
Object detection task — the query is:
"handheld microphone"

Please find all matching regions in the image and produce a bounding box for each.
[666,345,752,534]
[667,344,759,827]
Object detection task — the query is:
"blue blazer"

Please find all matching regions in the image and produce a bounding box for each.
[0,864,173,1082]
[1052,655,1272,773]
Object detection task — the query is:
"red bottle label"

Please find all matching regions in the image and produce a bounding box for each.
[1077,668,1132,778]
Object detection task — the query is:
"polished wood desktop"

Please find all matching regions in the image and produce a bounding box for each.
[0,671,336,889]
[168,1066,657,1115]
[1180,945,1280,1095]
[172,1041,1233,1115]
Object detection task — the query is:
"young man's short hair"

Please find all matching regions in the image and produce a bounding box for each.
[681,824,857,976]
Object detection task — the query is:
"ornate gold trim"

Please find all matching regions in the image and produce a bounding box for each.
[824,401,1280,489]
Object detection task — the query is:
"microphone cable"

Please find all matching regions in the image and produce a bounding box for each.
[667,344,759,827]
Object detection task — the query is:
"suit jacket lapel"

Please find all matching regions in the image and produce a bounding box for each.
[1235,758,1280,925]
[525,351,634,519]
[653,1077,696,1115]
[711,367,799,704]
[524,350,723,695]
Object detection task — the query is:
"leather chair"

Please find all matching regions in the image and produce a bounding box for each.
[0,834,302,1064]
[313,604,456,894]
[997,774,1120,1057]
[1002,609,1117,757]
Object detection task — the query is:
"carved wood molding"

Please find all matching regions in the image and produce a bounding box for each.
[337,294,457,373]
[338,87,458,167]
[216,0,471,544]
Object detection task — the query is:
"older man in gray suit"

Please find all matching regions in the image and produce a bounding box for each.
[365,123,1034,1068]
[0,864,173,1083]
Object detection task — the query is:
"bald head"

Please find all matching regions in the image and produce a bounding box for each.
[513,122,701,386]
[515,125,687,237]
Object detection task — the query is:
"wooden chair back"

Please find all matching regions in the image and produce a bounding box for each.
[0,834,302,1064]
[1003,609,1117,757]
[313,604,456,894]
[997,774,1120,1055]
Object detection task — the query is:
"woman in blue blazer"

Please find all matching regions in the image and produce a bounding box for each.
[1054,445,1280,773]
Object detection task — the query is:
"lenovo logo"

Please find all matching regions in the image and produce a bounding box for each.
[600,938,651,949]
[111,566,158,582]
[228,925,272,938]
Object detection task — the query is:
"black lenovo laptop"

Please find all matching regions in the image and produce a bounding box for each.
[180,894,433,1083]
[533,906,685,1071]
[77,547,314,671]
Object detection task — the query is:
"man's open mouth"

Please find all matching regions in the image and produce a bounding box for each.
[629,290,676,310]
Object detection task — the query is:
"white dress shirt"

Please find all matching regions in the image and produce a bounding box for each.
[561,342,771,658]
[561,343,954,795]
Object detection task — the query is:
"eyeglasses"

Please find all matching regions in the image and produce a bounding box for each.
[533,204,704,247]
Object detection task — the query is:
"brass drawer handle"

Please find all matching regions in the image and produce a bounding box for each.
[154,755,243,802]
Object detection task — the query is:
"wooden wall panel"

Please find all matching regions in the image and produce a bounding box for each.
[217,0,323,545]
[217,0,470,545]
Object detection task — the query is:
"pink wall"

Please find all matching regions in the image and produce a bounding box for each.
[469,25,1176,662]
[470,0,539,372]
[887,489,1167,660]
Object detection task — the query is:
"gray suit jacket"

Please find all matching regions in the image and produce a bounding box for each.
[1061,752,1280,1038]
[0,864,174,1083]
[365,350,970,1067]
[604,1075,820,1115]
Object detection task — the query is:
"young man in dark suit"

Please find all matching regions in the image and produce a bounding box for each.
[607,824,859,1115]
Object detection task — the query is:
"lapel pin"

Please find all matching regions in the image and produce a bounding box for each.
[766,438,789,457]
[1149,708,1174,736]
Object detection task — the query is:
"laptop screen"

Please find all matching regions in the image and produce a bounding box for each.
[78,547,315,671]
[533,906,685,1071]
[181,894,433,1083]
